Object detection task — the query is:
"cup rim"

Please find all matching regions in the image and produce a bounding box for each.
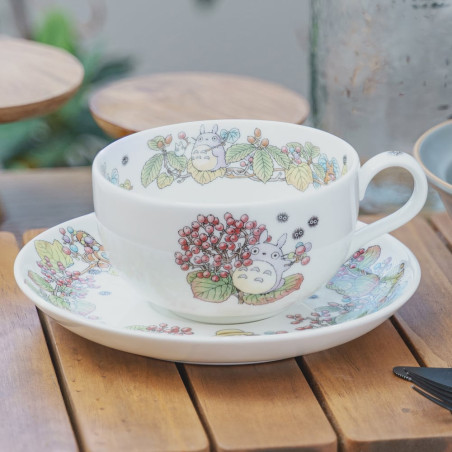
[413,119,452,195]
[92,119,361,208]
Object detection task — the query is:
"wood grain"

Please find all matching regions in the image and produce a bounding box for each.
[300,216,452,450]
[22,231,209,452]
[0,232,77,451]
[429,211,452,249]
[184,359,337,451]
[390,217,452,367]
[0,37,84,122]
[43,319,209,452]
[302,321,452,451]
[89,72,310,138]
[10,169,452,450]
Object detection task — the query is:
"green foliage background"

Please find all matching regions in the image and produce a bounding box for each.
[0,9,133,168]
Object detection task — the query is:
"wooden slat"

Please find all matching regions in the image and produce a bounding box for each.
[23,230,209,452]
[0,232,77,451]
[300,216,452,450]
[430,211,452,249]
[389,217,452,367]
[302,321,452,451]
[18,213,452,451]
[184,359,337,451]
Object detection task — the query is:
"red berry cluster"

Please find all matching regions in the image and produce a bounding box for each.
[350,248,366,268]
[294,242,311,266]
[145,323,193,335]
[175,212,269,282]
[287,311,334,330]
[36,256,96,299]
[156,135,173,148]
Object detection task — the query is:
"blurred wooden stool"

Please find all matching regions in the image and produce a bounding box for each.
[89,72,309,138]
[0,36,84,123]
[0,36,84,224]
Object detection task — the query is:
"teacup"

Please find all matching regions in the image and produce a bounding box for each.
[92,120,427,324]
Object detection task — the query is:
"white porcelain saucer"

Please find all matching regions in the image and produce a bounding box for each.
[14,214,420,365]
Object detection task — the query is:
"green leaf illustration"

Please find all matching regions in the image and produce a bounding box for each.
[35,240,73,269]
[253,149,274,183]
[24,279,43,296]
[141,154,164,187]
[28,270,53,292]
[286,142,303,149]
[304,142,320,160]
[48,294,71,310]
[186,271,198,285]
[266,145,291,169]
[167,152,188,171]
[216,329,255,336]
[225,143,255,163]
[311,163,326,181]
[147,136,165,151]
[327,273,380,298]
[187,160,226,185]
[314,305,344,314]
[356,245,381,270]
[285,163,313,191]
[190,274,235,303]
[126,325,150,331]
[157,172,174,189]
[242,273,304,305]
[381,263,405,287]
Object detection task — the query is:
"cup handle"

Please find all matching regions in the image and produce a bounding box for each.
[348,151,428,254]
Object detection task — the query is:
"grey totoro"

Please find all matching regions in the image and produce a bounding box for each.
[191,124,227,171]
[232,231,291,295]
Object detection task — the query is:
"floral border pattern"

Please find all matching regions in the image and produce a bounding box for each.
[138,124,347,192]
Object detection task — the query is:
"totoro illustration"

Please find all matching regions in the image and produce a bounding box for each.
[191,124,226,171]
[232,231,292,295]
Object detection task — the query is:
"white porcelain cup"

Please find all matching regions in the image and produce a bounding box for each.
[92,120,427,324]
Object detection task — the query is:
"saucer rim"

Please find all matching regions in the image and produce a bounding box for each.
[14,213,421,348]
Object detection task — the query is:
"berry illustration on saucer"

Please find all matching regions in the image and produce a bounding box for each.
[175,212,312,305]
[26,225,111,318]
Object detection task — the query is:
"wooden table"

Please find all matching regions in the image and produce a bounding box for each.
[0,37,84,123]
[1,167,452,451]
[89,72,310,138]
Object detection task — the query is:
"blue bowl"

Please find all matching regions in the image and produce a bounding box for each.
[414,120,452,218]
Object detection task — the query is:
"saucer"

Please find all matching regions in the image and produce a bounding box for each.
[14,214,421,365]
